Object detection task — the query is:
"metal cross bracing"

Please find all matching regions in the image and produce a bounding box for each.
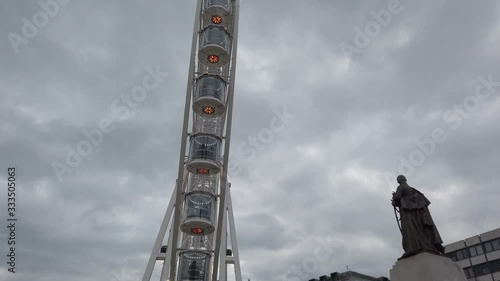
[142,1,242,281]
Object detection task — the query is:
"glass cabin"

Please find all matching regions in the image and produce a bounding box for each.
[202,0,231,28]
[193,75,226,118]
[178,251,210,281]
[186,134,221,175]
[199,26,231,68]
[180,192,216,235]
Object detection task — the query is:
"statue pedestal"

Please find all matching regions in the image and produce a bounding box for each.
[390,252,467,281]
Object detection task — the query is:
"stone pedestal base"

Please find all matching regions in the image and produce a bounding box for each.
[390,252,468,281]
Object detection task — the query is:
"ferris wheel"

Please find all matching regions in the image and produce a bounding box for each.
[142,1,242,281]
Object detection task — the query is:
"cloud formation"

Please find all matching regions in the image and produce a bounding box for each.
[1,0,499,280]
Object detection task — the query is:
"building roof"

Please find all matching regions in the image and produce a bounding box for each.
[308,270,389,281]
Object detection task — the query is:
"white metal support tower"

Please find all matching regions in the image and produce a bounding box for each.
[142,1,242,281]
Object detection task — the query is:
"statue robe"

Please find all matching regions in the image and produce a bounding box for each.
[392,182,444,258]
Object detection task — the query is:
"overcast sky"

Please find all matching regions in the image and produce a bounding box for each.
[1,0,500,281]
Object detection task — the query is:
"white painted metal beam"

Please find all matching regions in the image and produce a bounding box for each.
[142,185,177,281]
[168,0,203,280]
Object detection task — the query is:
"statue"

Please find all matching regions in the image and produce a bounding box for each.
[391,175,445,259]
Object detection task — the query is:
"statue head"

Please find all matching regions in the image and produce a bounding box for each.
[397,175,407,183]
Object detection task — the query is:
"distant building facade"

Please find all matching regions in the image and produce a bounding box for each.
[307,227,500,281]
[307,270,389,281]
[445,227,500,281]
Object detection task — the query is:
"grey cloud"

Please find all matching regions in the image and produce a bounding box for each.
[1,0,500,280]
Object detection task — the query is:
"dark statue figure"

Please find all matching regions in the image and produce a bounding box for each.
[188,260,199,280]
[391,175,445,259]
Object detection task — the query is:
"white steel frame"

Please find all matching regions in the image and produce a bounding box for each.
[142,1,242,280]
